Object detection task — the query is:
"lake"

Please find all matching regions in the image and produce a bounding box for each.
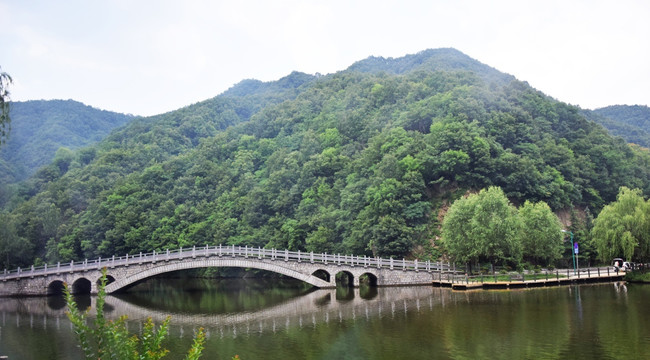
[0,277,648,359]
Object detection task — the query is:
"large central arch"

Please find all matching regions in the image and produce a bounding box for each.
[104,258,334,293]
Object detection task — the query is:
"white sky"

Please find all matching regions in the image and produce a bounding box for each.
[1,0,648,116]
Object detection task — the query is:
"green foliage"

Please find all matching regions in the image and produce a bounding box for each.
[442,187,569,267]
[591,187,650,262]
[519,200,563,265]
[64,268,205,359]
[586,105,650,148]
[441,187,522,266]
[0,100,133,185]
[3,49,650,269]
[0,67,12,145]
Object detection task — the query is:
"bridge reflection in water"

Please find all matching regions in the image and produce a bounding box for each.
[0,286,461,339]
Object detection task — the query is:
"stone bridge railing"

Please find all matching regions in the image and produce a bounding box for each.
[1,245,453,282]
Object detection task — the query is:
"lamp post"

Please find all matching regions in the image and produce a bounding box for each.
[562,230,576,275]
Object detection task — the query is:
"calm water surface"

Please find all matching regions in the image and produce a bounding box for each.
[1,278,648,360]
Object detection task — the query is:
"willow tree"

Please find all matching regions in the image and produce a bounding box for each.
[519,200,564,265]
[591,187,650,262]
[0,67,12,145]
[442,186,522,268]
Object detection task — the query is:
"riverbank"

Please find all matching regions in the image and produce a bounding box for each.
[625,271,650,283]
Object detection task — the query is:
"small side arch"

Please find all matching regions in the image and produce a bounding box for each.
[335,270,354,287]
[359,272,378,287]
[47,280,65,296]
[312,269,331,282]
[72,277,92,294]
[97,274,116,287]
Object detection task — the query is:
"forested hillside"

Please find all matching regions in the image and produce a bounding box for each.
[1,48,649,270]
[0,100,134,185]
[583,105,650,148]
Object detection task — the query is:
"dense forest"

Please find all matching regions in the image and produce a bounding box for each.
[1,48,649,270]
[0,100,134,185]
[583,105,650,148]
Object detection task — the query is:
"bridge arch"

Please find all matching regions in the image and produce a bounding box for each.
[47,280,65,295]
[335,270,354,287]
[105,258,333,293]
[312,269,331,282]
[359,272,378,287]
[72,277,92,294]
[98,274,116,286]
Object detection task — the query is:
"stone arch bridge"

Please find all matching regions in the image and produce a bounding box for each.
[0,245,450,296]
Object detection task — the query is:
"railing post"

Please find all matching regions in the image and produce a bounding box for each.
[70,261,74,273]
[245,246,248,258]
[192,246,196,258]
[232,245,236,258]
[298,250,301,262]
[206,244,210,257]
[139,252,143,264]
[98,257,101,268]
[166,249,170,261]
[44,263,47,275]
[125,254,129,267]
[31,265,35,278]
[112,255,115,268]
[414,259,418,272]
[588,268,591,278]
[324,252,327,264]
[402,258,406,271]
[219,244,222,257]
[390,257,394,270]
[310,252,314,264]
[57,262,60,274]
[259,247,262,260]
[285,249,288,262]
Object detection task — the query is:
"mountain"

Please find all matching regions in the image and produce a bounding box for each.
[1,48,649,270]
[0,100,134,184]
[582,105,650,148]
[347,48,515,85]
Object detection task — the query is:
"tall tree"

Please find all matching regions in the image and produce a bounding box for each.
[519,200,563,265]
[591,187,650,262]
[441,186,522,267]
[0,67,12,145]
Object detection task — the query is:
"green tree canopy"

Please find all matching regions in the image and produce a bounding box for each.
[591,187,650,262]
[441,186,522,266]
[0,67,12,145]
[519,200,563,265]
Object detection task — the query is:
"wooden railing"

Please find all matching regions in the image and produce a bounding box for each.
[439,266,623,285]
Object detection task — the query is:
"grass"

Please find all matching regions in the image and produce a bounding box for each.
[624,271,650,283]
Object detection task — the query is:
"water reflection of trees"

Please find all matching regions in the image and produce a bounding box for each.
[2,283,649,359]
